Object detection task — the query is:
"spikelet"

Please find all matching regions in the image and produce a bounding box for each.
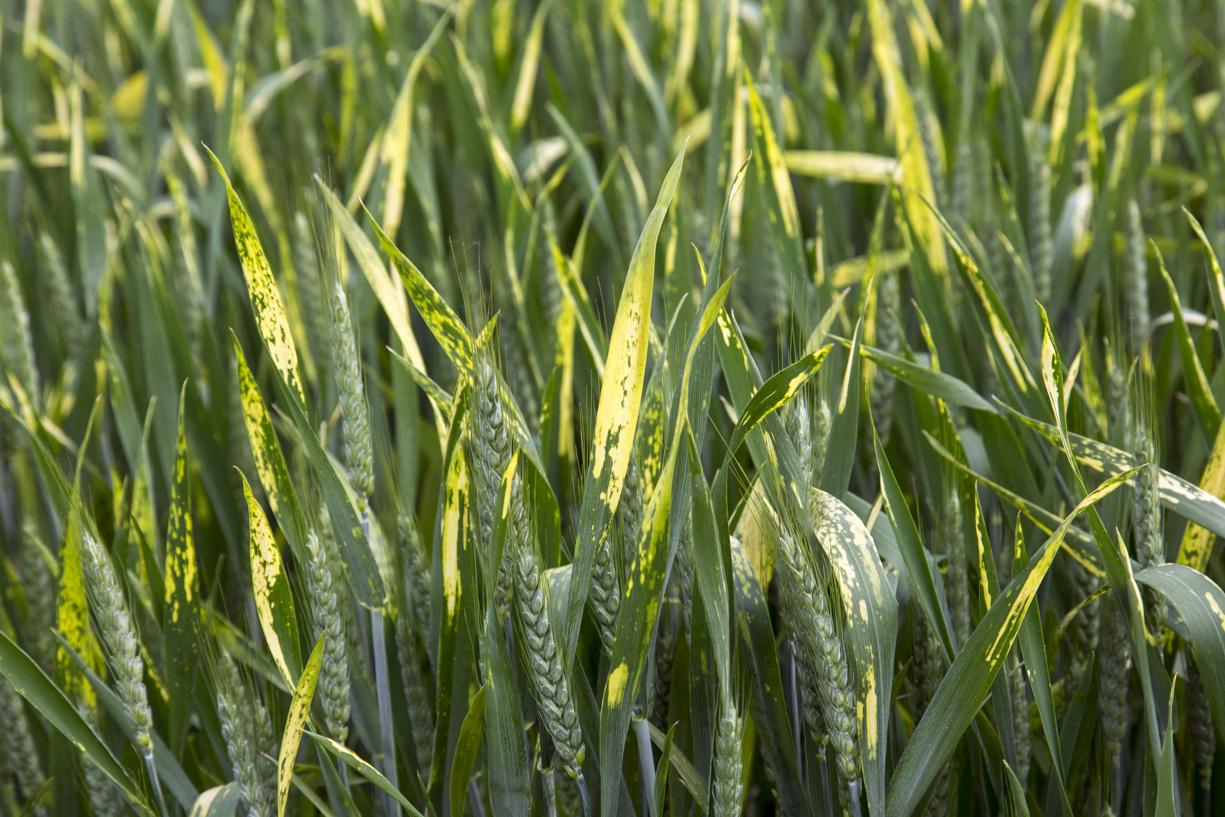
[674,517,696,636]
[1028,130,1053,305]
[651,595,678,727]
[787,398,813,502]
[216,654,276,817]
[79,529,153,759]
[17,522,56,670]
[306,528,351,742]
[78,704,125,817]
[37,234,85,360]
[1123,200,1149,355]
[397,513,433,645]
[590,536,620,654]
[1068,561,1100,680]
[1099,593,1131,774]
[468,351,515,614]
[944,491,970,647]
[775,529,858,807]
[513,491,584,778]
[394,602,435,775]
[913,622,951,817]
[951,135,974,225]
[0,677,47,815]
[1131,381,1167,633]
[1189,660,1215,792]
[712,694,744,817]
[815,397,831,462]
[1009,654,1030,786]
[872,271,901,446]
[539,226,563,337]
[616,459,646,555]
[327,279,374,505]
[293,211,329,369]
[0,260,40,404]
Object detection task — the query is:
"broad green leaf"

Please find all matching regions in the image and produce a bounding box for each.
[1186,207,1225,360]
[308,732,426,817]
[56,514,102,709]
[875,431,953,657]
[0,631,147,811]
[242,473,302,686]
[1155,245,1219,437]
[376,12,449,237]
[846,339,997,413]
[1136,564,1225,742]
[728,539,808,814]
[450,685,487,817]
[206,147,304,403]
[885,468,1134,817]
[278,637,325,817]
[1177,417,1225,571]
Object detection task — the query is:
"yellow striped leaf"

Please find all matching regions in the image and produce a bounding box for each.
[565,144,686,655]
[242,474,301,686]
[277,637,325,817]
[867,0,945,274]
[207,147,304,403]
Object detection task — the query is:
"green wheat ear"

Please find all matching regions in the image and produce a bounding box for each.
[775,528,858,809]
[305,527,350,742]
[712,692,744,817]
[215,652,276,817]
[512,473,584,779]
[79,529,153,759]
[0,260,39,404]
[327,278,374,506]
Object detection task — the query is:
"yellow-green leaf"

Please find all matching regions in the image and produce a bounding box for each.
[565,144,686,655]
[207,147,304,403]
[277,637,325,817]
[242,473,301,686]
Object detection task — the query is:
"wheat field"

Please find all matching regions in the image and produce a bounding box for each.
[1,1,1224,816]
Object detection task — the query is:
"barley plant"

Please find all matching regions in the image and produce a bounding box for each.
[6,1,1225,816]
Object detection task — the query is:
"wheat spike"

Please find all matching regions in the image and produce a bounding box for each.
[79,528,154,759]
[0,260,40,403]
[1189,659,1216,792]
[468,350,516,614]
[37,233,85,360]
[0,677,47,816]
[712,694,744,817]
[293,211,329,369]
[1028,131,1053,305]
[216,654,276,817]
[17,522,56,670]
[513,494,584,778]
[1099,593,1131,775]
[306,527,351,742]
[327,279,374,505]
[1123,199,1149,354]
[775,529,858,809]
